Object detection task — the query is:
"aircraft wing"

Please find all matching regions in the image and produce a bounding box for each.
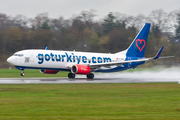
[67,57,150,69]
[88,58,150,69]
[88,47,173,69]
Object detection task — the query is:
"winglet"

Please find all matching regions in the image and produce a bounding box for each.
[154,46,164,59]
[45,46,48,50]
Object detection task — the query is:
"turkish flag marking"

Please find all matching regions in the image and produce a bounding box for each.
[135,39,146,52]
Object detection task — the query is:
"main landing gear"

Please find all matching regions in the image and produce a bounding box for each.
[68,73,94,79]
[68,73,75,78]
[87,73,94,79]
[17,67,25,76]
[20,71,25,76]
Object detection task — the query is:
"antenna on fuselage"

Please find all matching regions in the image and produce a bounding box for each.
[45,46,48,50]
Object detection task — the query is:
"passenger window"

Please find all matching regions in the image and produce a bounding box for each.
[14,54,23,57]
[19,54,23,57]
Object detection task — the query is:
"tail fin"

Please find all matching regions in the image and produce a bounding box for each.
[126,23,151,57]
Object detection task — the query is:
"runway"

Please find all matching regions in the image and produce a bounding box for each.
[0,68,179,84]
[0,77,179,84]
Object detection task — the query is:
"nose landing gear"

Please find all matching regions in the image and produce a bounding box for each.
[20,71,25,76]
[17,67,25,76]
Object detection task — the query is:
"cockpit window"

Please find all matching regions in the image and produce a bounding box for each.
[14,54,23,57]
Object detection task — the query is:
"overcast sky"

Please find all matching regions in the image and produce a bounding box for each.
[0,0,179,19]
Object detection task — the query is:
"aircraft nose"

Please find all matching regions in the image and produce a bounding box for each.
[7,56,14,65]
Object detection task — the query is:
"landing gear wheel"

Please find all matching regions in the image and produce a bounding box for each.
[68,73,76,78]
[87,73,94,79]
[20,71,25,76]
[71,74,75,78]
[68,73,71,78]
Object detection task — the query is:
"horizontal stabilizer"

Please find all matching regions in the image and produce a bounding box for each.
[153,46,174,59]
[153,46,164,59]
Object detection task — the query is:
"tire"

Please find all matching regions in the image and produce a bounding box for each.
[20,72,25,76]
[87,73,94,79]
[87,74,90,79]
[68,73,71,78]
[71,73,75,78]
[68,73,75,79]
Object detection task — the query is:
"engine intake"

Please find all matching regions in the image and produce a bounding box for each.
[40,69,59,74]
[71,64,91,75]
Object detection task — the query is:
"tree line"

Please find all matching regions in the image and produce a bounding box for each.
[0,9,180,68]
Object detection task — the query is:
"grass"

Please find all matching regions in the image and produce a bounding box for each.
[0,83,180,120]
[0,69,68,78]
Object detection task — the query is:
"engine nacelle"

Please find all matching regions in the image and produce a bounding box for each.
[40,69,59,74]
[71,64,91,75]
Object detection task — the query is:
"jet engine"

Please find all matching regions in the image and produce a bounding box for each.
[71,64,91,74]
[40,69,59,74]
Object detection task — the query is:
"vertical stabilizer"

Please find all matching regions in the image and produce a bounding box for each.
[126,23,151,57]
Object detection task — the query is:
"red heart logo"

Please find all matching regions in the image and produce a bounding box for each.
[135,39,146,52]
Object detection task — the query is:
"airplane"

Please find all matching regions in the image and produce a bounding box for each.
[7,23,172,79]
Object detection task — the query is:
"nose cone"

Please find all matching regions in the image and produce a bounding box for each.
[7,56,14,65]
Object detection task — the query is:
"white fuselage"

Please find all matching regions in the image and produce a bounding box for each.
[7,49,128,72]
